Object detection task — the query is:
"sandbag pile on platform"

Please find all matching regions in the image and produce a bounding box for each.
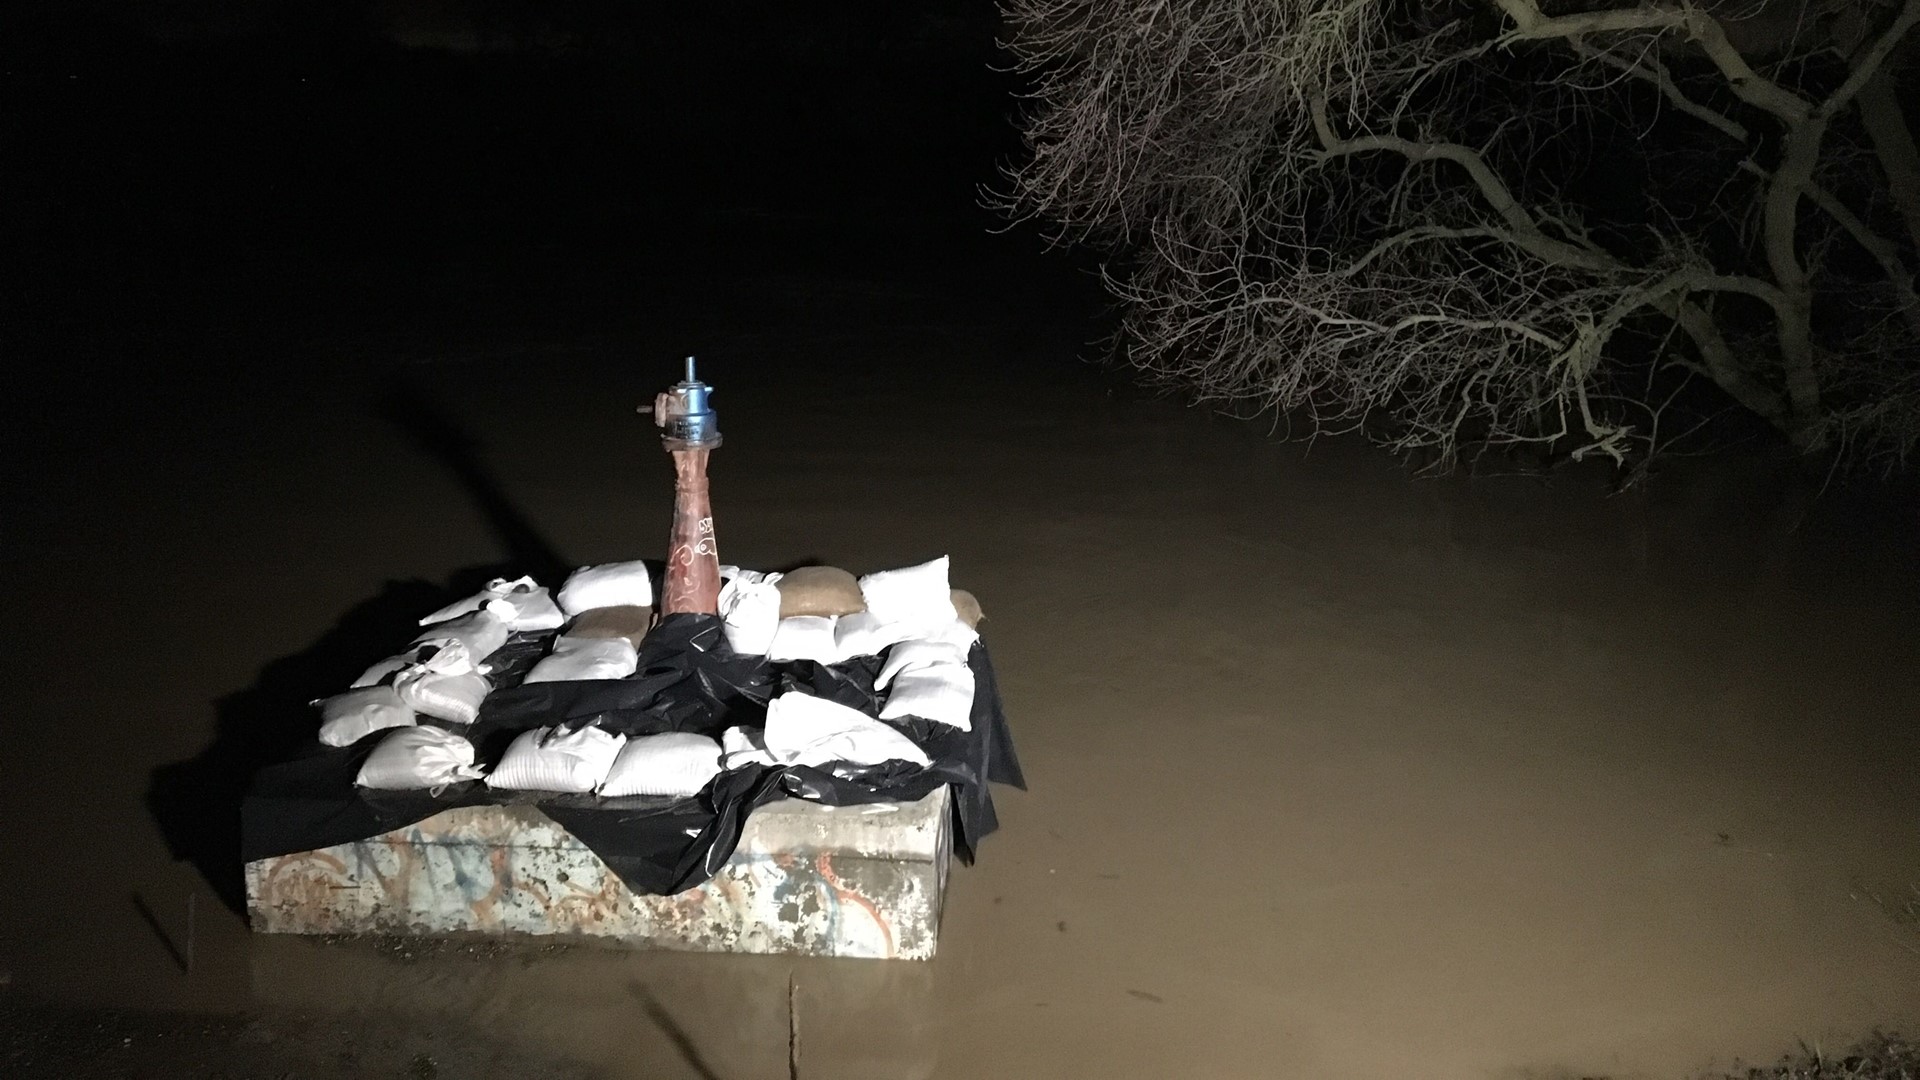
[310,556,987,795]
[251,554,1023,898]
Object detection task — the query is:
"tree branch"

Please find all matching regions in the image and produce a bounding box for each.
[1661,296,1789,424]
[1762,116,1827,431]
[1337,225,1510,278]
[1237,294,1571,353]
[1749,161,1920,336]
[1309,95,1616,272]
[1487,0,1813,122]
[1814,0,1920,120]
[1567,38,1748,141]
[1854,60,1920,253]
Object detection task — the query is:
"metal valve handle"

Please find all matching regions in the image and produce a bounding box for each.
[642,356,722,451]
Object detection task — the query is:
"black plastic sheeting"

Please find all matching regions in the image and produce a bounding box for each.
[242,614,1024,896]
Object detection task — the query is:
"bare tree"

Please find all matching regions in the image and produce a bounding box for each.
[996,0,1920,472]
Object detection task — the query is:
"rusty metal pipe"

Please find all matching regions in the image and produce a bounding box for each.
[663,448,720,614]
[644,357,723,615]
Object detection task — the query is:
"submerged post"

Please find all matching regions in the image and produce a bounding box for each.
[643,356,723,615]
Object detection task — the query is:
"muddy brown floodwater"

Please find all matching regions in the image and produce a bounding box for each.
[4,234,1918,1080]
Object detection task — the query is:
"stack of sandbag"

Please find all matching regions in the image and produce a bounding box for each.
[767,566,866,661]
[877,638,976,730]
[316,644,494,747]
[305,556,979,802]
[501,561,658,682]
[317,574,563,747]
[396,641,491,723]
[720,564,872,660]
[353,640,493,723]
[718,557,986,668]
[858,556,979,730]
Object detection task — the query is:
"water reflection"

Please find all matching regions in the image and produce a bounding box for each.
[250,935,938,1079]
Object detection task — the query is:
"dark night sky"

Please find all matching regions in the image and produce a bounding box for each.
[6,0,1014,251]
[4,0,1031,441]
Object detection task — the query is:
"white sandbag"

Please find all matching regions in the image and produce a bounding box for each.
[721,566,780,586]
[418,576,565,632]
[486,725,626,793]
[477,576,564,630]
[557,561,654,616]
[355,726,485,793]
[832,610,914,659]
[501,586,565,631]
[598,732,724,798]
[720,725,777,770]
[523,635,639,683]
[858,556,957,628]
[418,589,501,626]
[765,615,841,663]
[352,653,411,688]
[315,686,416,747]
[412,610,509,664]
[358,640,481,689]
[918,616,981,650]
[762,692,931,769]
[364,641,490,725]
[875,639,972,691]
[718,573,783,657]
[879,663,977,730]
[394,668,491,725]
[835,611,974,662]
[412,639,480,674]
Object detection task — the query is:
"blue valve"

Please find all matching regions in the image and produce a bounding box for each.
[644,356,723,450]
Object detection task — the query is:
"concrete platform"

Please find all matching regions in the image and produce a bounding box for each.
[244,787,952,960]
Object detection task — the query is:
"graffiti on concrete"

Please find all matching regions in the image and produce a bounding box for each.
[246,792,950,960]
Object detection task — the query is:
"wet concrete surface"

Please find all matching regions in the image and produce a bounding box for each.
[7,206,1920,1078]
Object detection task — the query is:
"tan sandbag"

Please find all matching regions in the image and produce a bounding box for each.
[564,604,653,648]
[951,588,984,629]
[776,566,867,618]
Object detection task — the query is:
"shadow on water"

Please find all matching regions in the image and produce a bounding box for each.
[148,578,451,914]
[148,390,576,915]
[129,891,188,974]
[628,981,726,1080]
[380,382,573,586]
